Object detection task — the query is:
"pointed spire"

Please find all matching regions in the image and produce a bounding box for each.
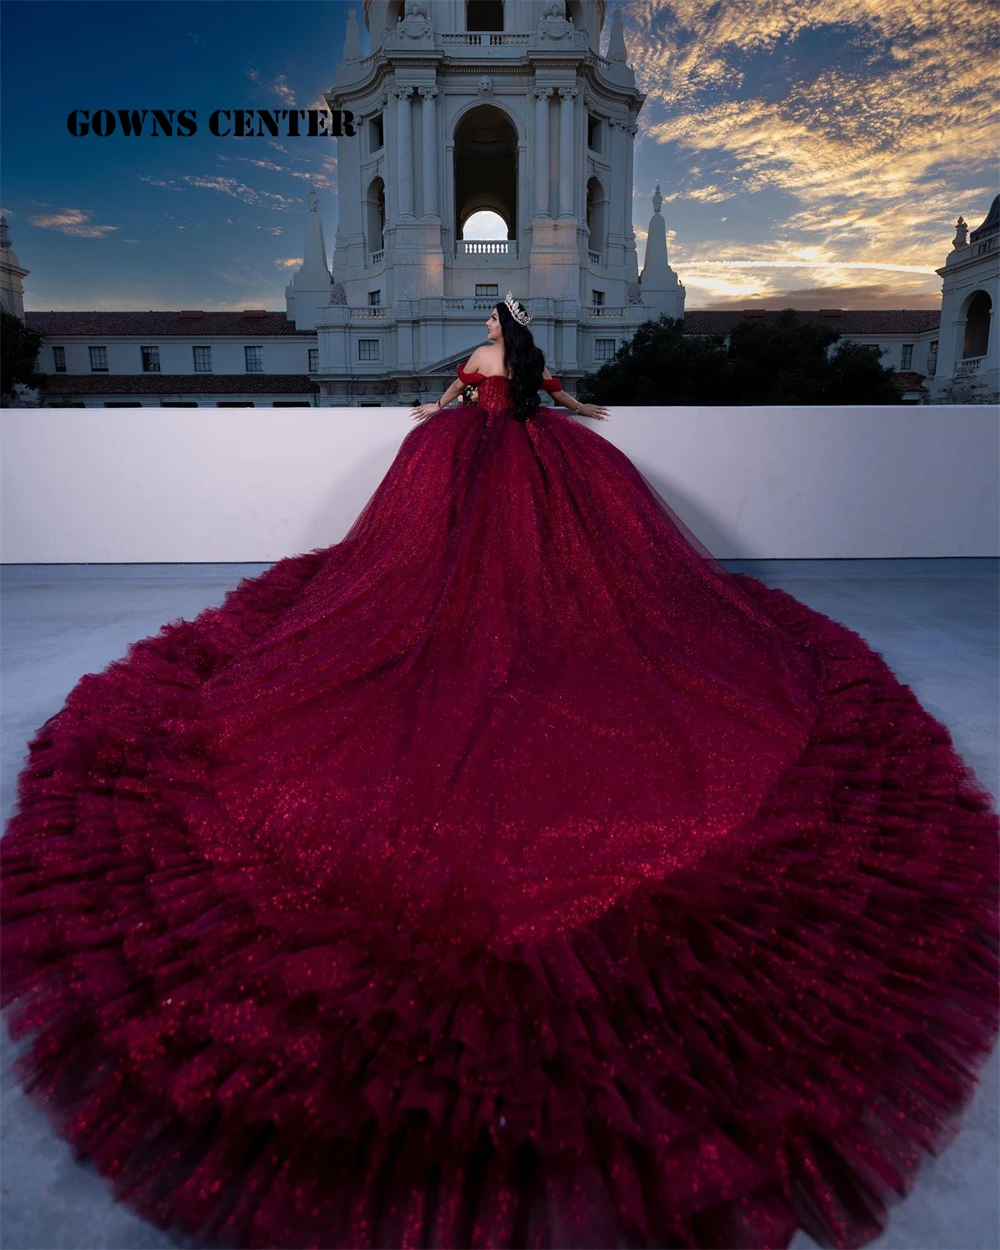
[342,7,362,62]
[640,183,673,289]
[292,185,332,289]
[608,7,628,63]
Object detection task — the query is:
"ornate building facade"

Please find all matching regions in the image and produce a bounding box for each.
[287,0,682,404]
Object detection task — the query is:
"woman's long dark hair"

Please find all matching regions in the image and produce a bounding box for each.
[496,299,545,422]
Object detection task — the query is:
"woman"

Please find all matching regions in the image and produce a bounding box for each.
[1,292,997,1250]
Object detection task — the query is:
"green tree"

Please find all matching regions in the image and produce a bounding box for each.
[579,308,905,406]
[1,310,47,405]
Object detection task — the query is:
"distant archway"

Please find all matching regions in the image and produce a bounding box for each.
[453,105,518,250]
[364,176,386,258]
[962,289,992,359]
[586,176,608,261]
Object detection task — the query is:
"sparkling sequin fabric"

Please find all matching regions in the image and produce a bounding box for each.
[2,377,998,1250]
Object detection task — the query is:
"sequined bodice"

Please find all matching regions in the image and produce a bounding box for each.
[472,374,515,417]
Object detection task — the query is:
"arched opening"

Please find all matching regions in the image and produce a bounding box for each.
[466,0,504,31]
[365,176,386,261]
[586,176,608,263]
[962,290,992,359]
[462,210,508,239]
[453,105,518,255]
[387,1,404,28]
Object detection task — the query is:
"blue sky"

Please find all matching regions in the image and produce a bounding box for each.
[1,0,995,312]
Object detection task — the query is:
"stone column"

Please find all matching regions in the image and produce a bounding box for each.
[624,119,638,240]
[533,86,553,216]
[608,119,625,237]
[418,85,439,218]
[558,85,578,218]
[394,84,414,218]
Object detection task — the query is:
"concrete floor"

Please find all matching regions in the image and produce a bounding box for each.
[1,558,997,1250]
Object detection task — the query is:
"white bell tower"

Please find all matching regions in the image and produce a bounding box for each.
[312,0,653,404]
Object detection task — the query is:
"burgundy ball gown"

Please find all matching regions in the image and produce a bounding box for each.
[1,367,998,1250]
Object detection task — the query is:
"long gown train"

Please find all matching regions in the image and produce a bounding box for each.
[2,373,998,1249]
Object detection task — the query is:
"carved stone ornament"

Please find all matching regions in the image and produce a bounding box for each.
[539,0,573,42]
[329,283,348,305]
[627,282,642,304]
[477,77,494,104]
[396,0,432,42]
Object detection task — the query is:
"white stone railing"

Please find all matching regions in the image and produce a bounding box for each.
[350,307,386,318]
[441,32,530,47]
[457,239,517,257]
[350,50,381,73]
[956,356,985,375]
[442,297,520,313]
[586,305,624,318]
[369,250,384,265]
[588,250,601,264]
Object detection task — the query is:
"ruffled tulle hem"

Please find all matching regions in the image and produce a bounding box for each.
[2,558,998,1249]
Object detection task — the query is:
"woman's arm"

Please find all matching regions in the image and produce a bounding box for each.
[541,369,609,421]
[410,376,468,422]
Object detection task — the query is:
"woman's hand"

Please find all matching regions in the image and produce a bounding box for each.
[576,402,609,421]
[411,401,441,422]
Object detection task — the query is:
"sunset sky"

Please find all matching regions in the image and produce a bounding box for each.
[1,0,995,312]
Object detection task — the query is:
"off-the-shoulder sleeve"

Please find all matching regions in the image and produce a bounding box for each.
[457,363,485,384]
[541,375,562,393]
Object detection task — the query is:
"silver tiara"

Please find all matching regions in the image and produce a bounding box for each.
[504,290,531,326]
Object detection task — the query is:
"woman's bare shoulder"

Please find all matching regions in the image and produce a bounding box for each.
[470,344,509,378]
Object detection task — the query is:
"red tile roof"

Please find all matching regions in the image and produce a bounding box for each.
[41,374,318,396]
[889,371,930,394]
[681,309,941,335]
[24,311,314,337]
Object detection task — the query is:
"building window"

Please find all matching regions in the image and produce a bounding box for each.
[159,401,198,406]
[193,346,212,372]
[217,401,255,406]
[359,401,382,406]
[475,283,499,297]
[272,401,312,407]
[592,290,605,305]
[587,113,602,152]
[358,339,380,361]
[52,345,66,372]
[141,346,161,373]
[244,345,264,373]
[103,402,143,407]
[595,338,616,361]
[368,290,382,306]
[89,346,109,372]
[368,113,384,152]
[308,348,319,372]
[900,344,913,370]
